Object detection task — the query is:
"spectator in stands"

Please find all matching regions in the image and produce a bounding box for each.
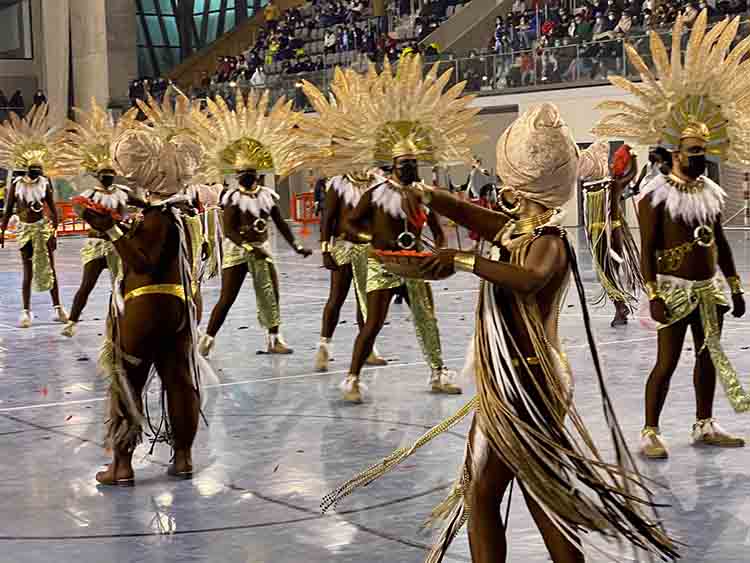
[517,15,531,49]
[573,10,593,42]
[9,90,24,113]
[32,90,46,108]
[264,0,281,30]
[512,0,526,16]
[683,1,700,25]
[324,28,337,54]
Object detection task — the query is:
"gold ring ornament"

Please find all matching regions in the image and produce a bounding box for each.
[694,225,715,247]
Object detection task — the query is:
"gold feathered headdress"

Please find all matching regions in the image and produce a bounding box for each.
[0,104,61,175]
[58,98,138,176]
[300,54,483,168]
[592,10,750,165]
[190,89,308,181]
[113,88,203,194]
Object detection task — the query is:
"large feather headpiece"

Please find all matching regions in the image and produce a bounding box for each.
[58,98,138,176]
[300,54,483,168]
[0,104,62,175]
[113,88,203,193]
[592,10,750,165]
[189,89,308,181]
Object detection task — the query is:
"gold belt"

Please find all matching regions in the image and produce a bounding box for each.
[657,225,716,273]
[124,284,186,303]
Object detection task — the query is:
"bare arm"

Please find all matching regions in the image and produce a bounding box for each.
[473,235,567,296]
[270,205,300,249]
[715,219,739,279]
[406,188,509,242]
[426,207,446,248]
[321,183,341,243]
[638,194,659,286]
[44,181,58,229]
[1,183,16,231]
[111,209,170,274]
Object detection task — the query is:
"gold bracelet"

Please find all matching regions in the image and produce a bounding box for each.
[106,225,124,242]
[321,241,331,253]
[453,251,476,273]
[354,231,373,243]
[727,276,744,295]
[645,281,659,301]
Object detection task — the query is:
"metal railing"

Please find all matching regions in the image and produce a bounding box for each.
[206,18,750,107]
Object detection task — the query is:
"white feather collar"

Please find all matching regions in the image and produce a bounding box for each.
[327,175,366,208]
[642,174,725,225]
[371,183,407,220]
[221,183,279,216]
[80,185,130,211]
[13,176,48,205]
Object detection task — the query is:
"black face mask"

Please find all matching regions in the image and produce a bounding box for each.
[27,168,42,180]
[238,170,257,188]
[100,174,116,188]
[395,161,419,185]
[683,154,706,179]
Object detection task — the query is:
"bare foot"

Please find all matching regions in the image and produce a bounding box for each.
[168,451,193,478]
[96,462,135,486]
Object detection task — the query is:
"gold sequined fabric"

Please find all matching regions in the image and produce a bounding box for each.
[80,238,122,284]
[15,219,55,292]
[221,238,280,329]
[365,257,442,370]
[657,274,750,411]
[183,214,203,283]
[332,240,369,319]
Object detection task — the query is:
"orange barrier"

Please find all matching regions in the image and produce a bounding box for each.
[1,202,88,241]
[290,191,319,236]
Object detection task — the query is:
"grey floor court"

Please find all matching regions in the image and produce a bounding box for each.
[1,224,750,563]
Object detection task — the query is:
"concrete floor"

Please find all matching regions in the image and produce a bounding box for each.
[1,225,750,563]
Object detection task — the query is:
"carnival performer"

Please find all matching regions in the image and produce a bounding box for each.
[0,104,67,327]
[302,58,470,402]
[191,91,313,358]
[58,100,135,337]
[578,141,643,326]
[81,100,210,485]
[594,10,750,459]
[322,103,678,563]
[316,172,387,371]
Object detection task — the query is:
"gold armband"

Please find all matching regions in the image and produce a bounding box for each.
[453,251,476,273]
[727,276,744,295]
[320,241,331,253]
[106,225,124,242]
[354,232,373,243]
[645,281,659,301]
[242,242,256,254]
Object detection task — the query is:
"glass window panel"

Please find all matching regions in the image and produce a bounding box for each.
[137,17,146,46]
[206,12,219,42]
[194,0,206,12]
[137,47,154,78]
[194,14,204,37]
[140,0,157,14]
[153,46,176,74]
[144,15,165,45]
[226,0,235,7]
[158,0,174,14]
[162,16,179,46]
[208,0,222,10]
[224,9,236,31]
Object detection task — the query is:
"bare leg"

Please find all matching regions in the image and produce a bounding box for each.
[690,308,724,421]
[521,484,584,562]
[467,418,514,563]
[322,264,354,338]
[69,258,107,322]
[156,329,199,475]
[349,289,393,376]
[20,243,32,310]
[194,286,203,325]
[205,264,248,337]
[46,237,62,307]
[644,315,691,427]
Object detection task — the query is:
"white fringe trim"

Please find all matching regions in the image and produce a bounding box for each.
[641,174,725,225]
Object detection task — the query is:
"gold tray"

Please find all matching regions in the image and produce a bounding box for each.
[373,250,450,281]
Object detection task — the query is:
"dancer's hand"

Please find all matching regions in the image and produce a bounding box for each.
[420,248,457,278]
[649,298,669,324]
[322,252,339,270]
[83,209,114,232]
[297,246,313,258]
[731,294,746,318]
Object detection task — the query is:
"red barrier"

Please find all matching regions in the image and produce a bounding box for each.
[2,202,87,240]
[290,191,319,236]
